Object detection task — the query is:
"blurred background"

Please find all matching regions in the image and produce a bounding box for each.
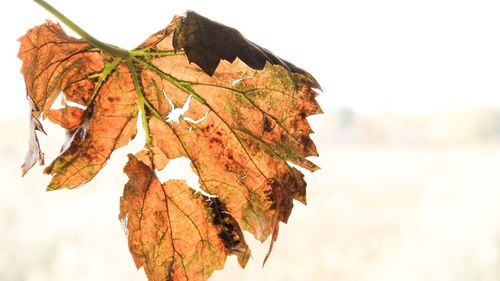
[1,0,500,280]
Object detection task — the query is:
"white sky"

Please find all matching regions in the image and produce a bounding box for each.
[1,0,500,121]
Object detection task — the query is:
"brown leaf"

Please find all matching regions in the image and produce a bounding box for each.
[19,11,321,280]
[120,154,250,281]
[172,11,312,76]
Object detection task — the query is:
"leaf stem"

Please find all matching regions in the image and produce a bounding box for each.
[33,0,130,58]
[127,59,154,162]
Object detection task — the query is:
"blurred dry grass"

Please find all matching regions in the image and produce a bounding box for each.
[1,110,500,281]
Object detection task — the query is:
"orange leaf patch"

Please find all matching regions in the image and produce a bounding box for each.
[120,154,250,281]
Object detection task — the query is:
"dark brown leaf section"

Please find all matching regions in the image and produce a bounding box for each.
[205,196,250,267]
[119,154,250,281]
[173,11,311,77]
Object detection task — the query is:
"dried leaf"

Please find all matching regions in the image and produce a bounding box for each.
[19,11,321,281]
[120,154,250,281]
[21,96,46,176]
[173,11,310,76]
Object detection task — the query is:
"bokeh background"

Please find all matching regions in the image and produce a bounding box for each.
[1,0,500,280]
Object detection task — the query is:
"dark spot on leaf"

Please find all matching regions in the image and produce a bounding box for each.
[107,96,120,103]
[262,117,272,133]
[226,149,234,160]
[300,136,312,147]
[263,183,275,208]
[209,137,222,145]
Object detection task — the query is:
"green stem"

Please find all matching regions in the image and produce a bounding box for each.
[33,0,130,58]
[126,58,154,160]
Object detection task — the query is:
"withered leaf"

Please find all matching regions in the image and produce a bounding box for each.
[120,154,250,281]
[22,96,46,176]
[19,10,321,281]
[173,11,310,76]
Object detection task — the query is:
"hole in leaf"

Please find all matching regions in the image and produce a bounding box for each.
[231,76,251,86]
[49,92,65,111]
[156,157,216,198]
[65,100,86,110]
[50,92,87,111]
